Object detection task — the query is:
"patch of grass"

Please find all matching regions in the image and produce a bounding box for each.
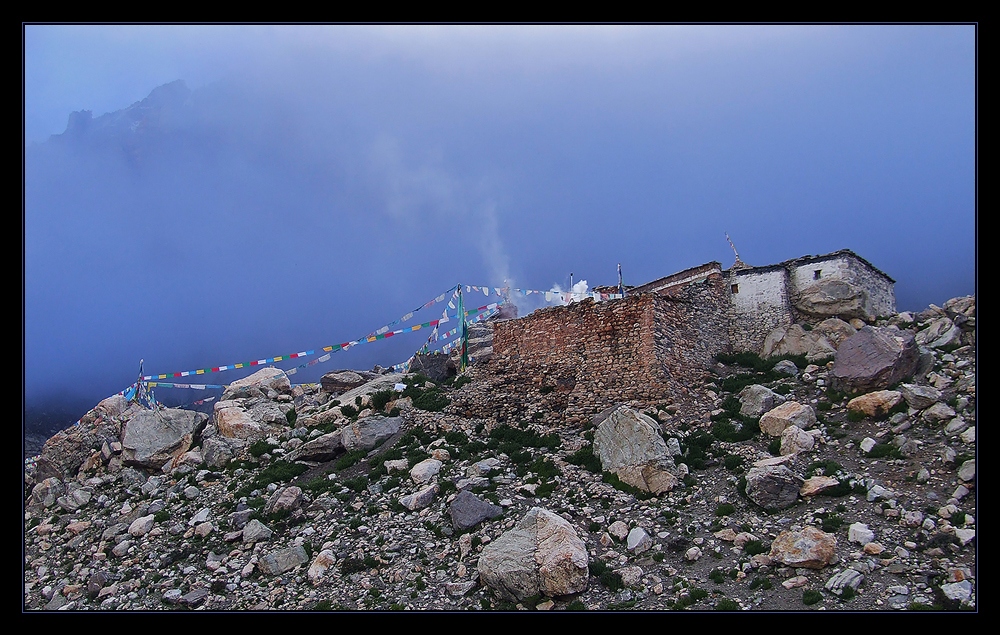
[715,503,735,517]
[803,589,823,605]
[711,418,760,443]
[342,476,369,493]
[839,585,856,602]
[709,568,726,583]
[566,600,586,611]
[723,455,745,472]
[767,438,781,456]
[340,558,368,574]
[489,423,561,450]
[566,446,602,474]
[335,449,369,471]
[153,510,170,523]
[715,598,740,611]
[589,559,608,577]
[909,602,943,611]
[453,375,471,389]
[805,460,844,478]
[743,540,766,556]
[748,576,772,591]
[340,404,358,419]
[866,443,904,459]
[599,570,624,592]
[370,389,394,413]
[249,440,277,458]
[311,599,334,611]
[301,475,339,496]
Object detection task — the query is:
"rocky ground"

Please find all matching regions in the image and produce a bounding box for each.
[23,297,976,612]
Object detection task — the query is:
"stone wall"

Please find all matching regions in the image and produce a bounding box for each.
[726,267,793,354]
[788,253,896,322]
[452,278,729,426]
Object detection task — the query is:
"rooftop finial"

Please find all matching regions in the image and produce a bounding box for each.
[725,232,750,270]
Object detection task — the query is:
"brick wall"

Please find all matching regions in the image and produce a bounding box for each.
[451,277,729,426]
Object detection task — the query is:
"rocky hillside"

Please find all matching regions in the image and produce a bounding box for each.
[23,296,975,612]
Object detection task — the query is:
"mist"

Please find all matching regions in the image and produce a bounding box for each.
[23,25,976,420]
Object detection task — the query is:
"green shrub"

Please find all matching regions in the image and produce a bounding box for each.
[715,503,735,517]
[767,438,781,456]
[589,559,608,577]
[566,446,602,473]
[599,570,624,592]
[566,600,586,611]
[723,455,745,472]
[715,598,740,611]
[748,577,772,591]
[453,375,471,389]
[743,540,766,555]
[340,558,368,574]
[866,443,903,459]
[335,449,368,471]
[249,440,277,458]
[711,419,759,443]
[370,389,394,413]
[340,404,358,419]
[709,568,726,583]
[803,590,823,605]
[153,510,170,523]
[445,430,469,446]
[412,388,450,412]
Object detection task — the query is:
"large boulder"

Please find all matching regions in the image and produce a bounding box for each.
[407,353,453,383]
[319,370,367,394]
[812,318,858,348]
[592,405,678,494]
[759,401,817,437]
[258,545,309,576]
[340,416,401,452]
[37,396,137,479]
[283,430,344,463]
[120,408,208,470]
[761,319,855,363]
[478,507,588,601]
[213,400,280,441]
[761,324,812,358]
[915,316,961,349]
[829,326,919,393]
[738,385,785,418]
[222,368,291,401]
[769,526,837,569]
[449,490,503,531]
[793,278,871,321]
[846,390,903,418]
[744,465,803,511]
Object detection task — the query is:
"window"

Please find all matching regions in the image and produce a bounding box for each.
[814,270,822,279]
[731,284,739,294]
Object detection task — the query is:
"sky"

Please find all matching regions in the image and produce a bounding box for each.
[23,24,976,414]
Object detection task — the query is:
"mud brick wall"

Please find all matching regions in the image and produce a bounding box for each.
[453,278,730,426]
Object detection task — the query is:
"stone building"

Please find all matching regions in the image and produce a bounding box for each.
[453,249,895,425]
[724,249,895,353]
